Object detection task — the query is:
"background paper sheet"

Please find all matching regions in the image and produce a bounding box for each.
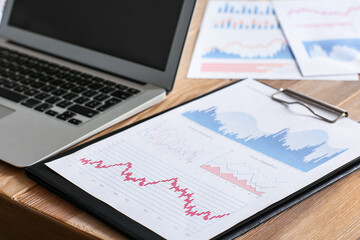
[274,0,360,76]
[187,1,358,80]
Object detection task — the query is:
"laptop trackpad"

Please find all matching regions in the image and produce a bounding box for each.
[0,104,15,119]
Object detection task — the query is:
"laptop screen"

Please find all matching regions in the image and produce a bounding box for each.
[8,0,184,71]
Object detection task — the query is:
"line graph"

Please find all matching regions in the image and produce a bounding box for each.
[201,152,284,196]
[67,140,246,235]
[273,0,360,76]
[137,121,205,162]
[80,158,230,221]
[183,107,347,172]
[187,1,317,79]
[295,22,353,28]
[205,38,287,52]
[200,63,291,73]
[201,164,265,196]
[203,38,293,60]
[287,5,360,16]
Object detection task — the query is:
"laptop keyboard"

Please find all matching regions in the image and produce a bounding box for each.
[0,46,140,125]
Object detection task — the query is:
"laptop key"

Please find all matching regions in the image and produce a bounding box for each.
[72,86,86,93]
[68,104,99,118]
[97,98,121,112]
[115,84,128,90]
[85,100,101,109]
[57,111,75,121]
[41,85,56,92]
[3,82,19,89]
[52,89,67,96]
[77,79,92,86]
[20,78,35,85]
[83,89,97,97]
[35,92,50,100]
[63,92,78,100]
[21,98,41,108]
[68,118,82,125]
[35,103,52,112]
[45,109,58,116]
[46,96,61,104]
[111,90,132,100]
[99,86,115,94]
[88,83,103,90]
[30,82,45,89]
[24,89,40,96]
[0,78,7,85]
[0,87,28,102]
[127,88,140,94]
[14,86,30,93]
[94,93,110,101]
[56,100,72,108]
[60,82,75,90]
[50,79,65,86]
[74,96,89,104]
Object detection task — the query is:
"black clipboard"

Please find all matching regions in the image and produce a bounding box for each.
[25,81,360,239]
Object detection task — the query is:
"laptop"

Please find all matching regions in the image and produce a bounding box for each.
[0,0,196,167]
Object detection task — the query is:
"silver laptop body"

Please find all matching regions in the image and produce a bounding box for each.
[0,0,195,167]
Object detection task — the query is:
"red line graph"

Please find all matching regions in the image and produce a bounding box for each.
[79,158,230,220]
[201,63,291,73]
[205,38,287,53]
[287,5,360,16]
[295,22,352,28]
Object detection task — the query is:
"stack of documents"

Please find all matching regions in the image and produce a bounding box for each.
[188,0,360,81]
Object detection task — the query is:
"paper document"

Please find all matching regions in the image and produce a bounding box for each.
[273,0,360,76]
[187,1,358,80]
[0,0,6,21]
[47,79,360,240]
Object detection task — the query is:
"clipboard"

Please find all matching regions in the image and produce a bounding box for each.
[25,80,360,240]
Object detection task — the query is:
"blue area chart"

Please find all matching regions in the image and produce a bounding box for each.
[183,107,347,172]
[303,38,360,62]
[203,43,294,59]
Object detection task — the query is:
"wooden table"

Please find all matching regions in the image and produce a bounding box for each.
[1,0,360,239]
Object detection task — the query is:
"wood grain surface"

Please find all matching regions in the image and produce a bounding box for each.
[0,0,359,239]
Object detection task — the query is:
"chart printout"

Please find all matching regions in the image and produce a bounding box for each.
[0,0,6,21]
[274,0,360,76]
[187,1,358,80]
[47,79,360,240]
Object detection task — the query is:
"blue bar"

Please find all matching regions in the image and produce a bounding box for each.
[242,6,246,14]
[227,21,231,28]
[218,7,222,13]
[252,24,255,29]
[254,6,258,14]
[230,6,234,13]
[248,9,252,14]
[266,6,270,15]
[224,3,228,13]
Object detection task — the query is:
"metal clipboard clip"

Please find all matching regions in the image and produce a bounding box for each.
[272,88,348,123]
